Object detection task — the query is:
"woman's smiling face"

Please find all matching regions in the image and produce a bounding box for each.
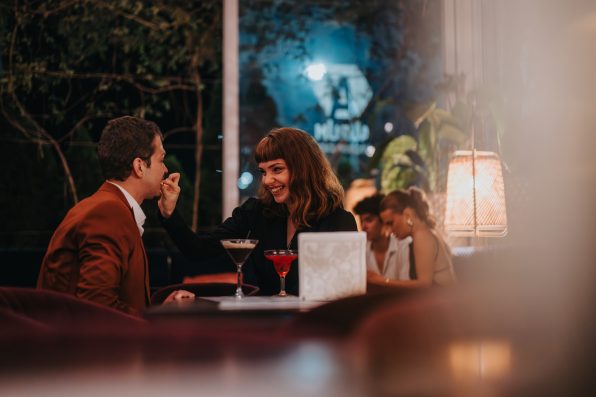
[259,158,291,204]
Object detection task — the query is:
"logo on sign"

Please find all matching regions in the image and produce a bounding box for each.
[309,64,373,155]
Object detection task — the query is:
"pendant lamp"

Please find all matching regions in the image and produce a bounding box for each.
[444,149,507,237]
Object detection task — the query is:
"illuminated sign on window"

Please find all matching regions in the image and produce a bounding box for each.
[308,64,373,156]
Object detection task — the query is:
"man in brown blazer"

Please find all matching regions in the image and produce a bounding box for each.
[37,116,181,316]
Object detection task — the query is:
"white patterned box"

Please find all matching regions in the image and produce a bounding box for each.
[298,232,367,301]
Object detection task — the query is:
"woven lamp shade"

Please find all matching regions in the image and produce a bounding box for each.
[445,150,508,237]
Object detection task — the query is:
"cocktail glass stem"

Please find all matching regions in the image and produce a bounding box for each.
[279,276,287,297]
[235,264,244,299]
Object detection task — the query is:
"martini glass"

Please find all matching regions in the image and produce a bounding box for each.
[220,239,258,299]
[264,249,298,297]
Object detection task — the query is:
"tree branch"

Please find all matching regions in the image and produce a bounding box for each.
[29,0,82,16]
[5,10,79,203]
[6,10,43,142]
[191,60,204,232]
[28,70,197,93]
[93,0,168,31]
[57,114,93,143]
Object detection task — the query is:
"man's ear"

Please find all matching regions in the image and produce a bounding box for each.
[132,158,144,178]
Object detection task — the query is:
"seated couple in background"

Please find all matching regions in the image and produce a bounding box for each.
[38,118,356,315]
[354,189,456,288]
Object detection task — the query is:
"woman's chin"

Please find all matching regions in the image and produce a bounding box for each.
[396,232,409,240]
[272,194,288,204]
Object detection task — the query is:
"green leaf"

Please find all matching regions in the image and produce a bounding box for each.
[417,119,434,164]
[380,135,417,165]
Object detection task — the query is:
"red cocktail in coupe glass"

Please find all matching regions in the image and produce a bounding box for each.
[264,249,298,297]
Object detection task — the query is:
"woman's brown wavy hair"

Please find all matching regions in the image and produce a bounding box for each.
[380,187,437,229]
[254,127,344,227]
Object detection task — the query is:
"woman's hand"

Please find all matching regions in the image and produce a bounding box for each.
[158,172,181,219]
[366,270,387,284]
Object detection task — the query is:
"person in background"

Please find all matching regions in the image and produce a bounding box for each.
[377,187,456,287]
[159,127,357,296]
[37,116,188,315]
[353,194,412,285]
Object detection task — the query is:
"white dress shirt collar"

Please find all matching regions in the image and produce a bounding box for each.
[107,181,146,236]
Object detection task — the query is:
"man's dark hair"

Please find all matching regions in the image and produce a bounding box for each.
[353,193,386,217]
[97,116,163,181]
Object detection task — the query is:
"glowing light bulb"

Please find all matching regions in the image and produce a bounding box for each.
[237,172,254,189]
[305,63,327,81]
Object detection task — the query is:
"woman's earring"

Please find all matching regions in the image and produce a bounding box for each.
[407,218,413,227]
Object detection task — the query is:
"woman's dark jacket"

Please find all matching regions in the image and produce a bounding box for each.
[161,198,357,296]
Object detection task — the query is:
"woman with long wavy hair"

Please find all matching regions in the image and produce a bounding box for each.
[159,127,357,296]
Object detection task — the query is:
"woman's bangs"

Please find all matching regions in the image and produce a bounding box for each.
[255,136,284,163]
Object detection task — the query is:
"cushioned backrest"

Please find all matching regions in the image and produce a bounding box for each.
[0,287,146,327]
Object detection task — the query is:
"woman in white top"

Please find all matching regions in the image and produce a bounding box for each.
[353,194,412,283]
[377,187,456,287]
